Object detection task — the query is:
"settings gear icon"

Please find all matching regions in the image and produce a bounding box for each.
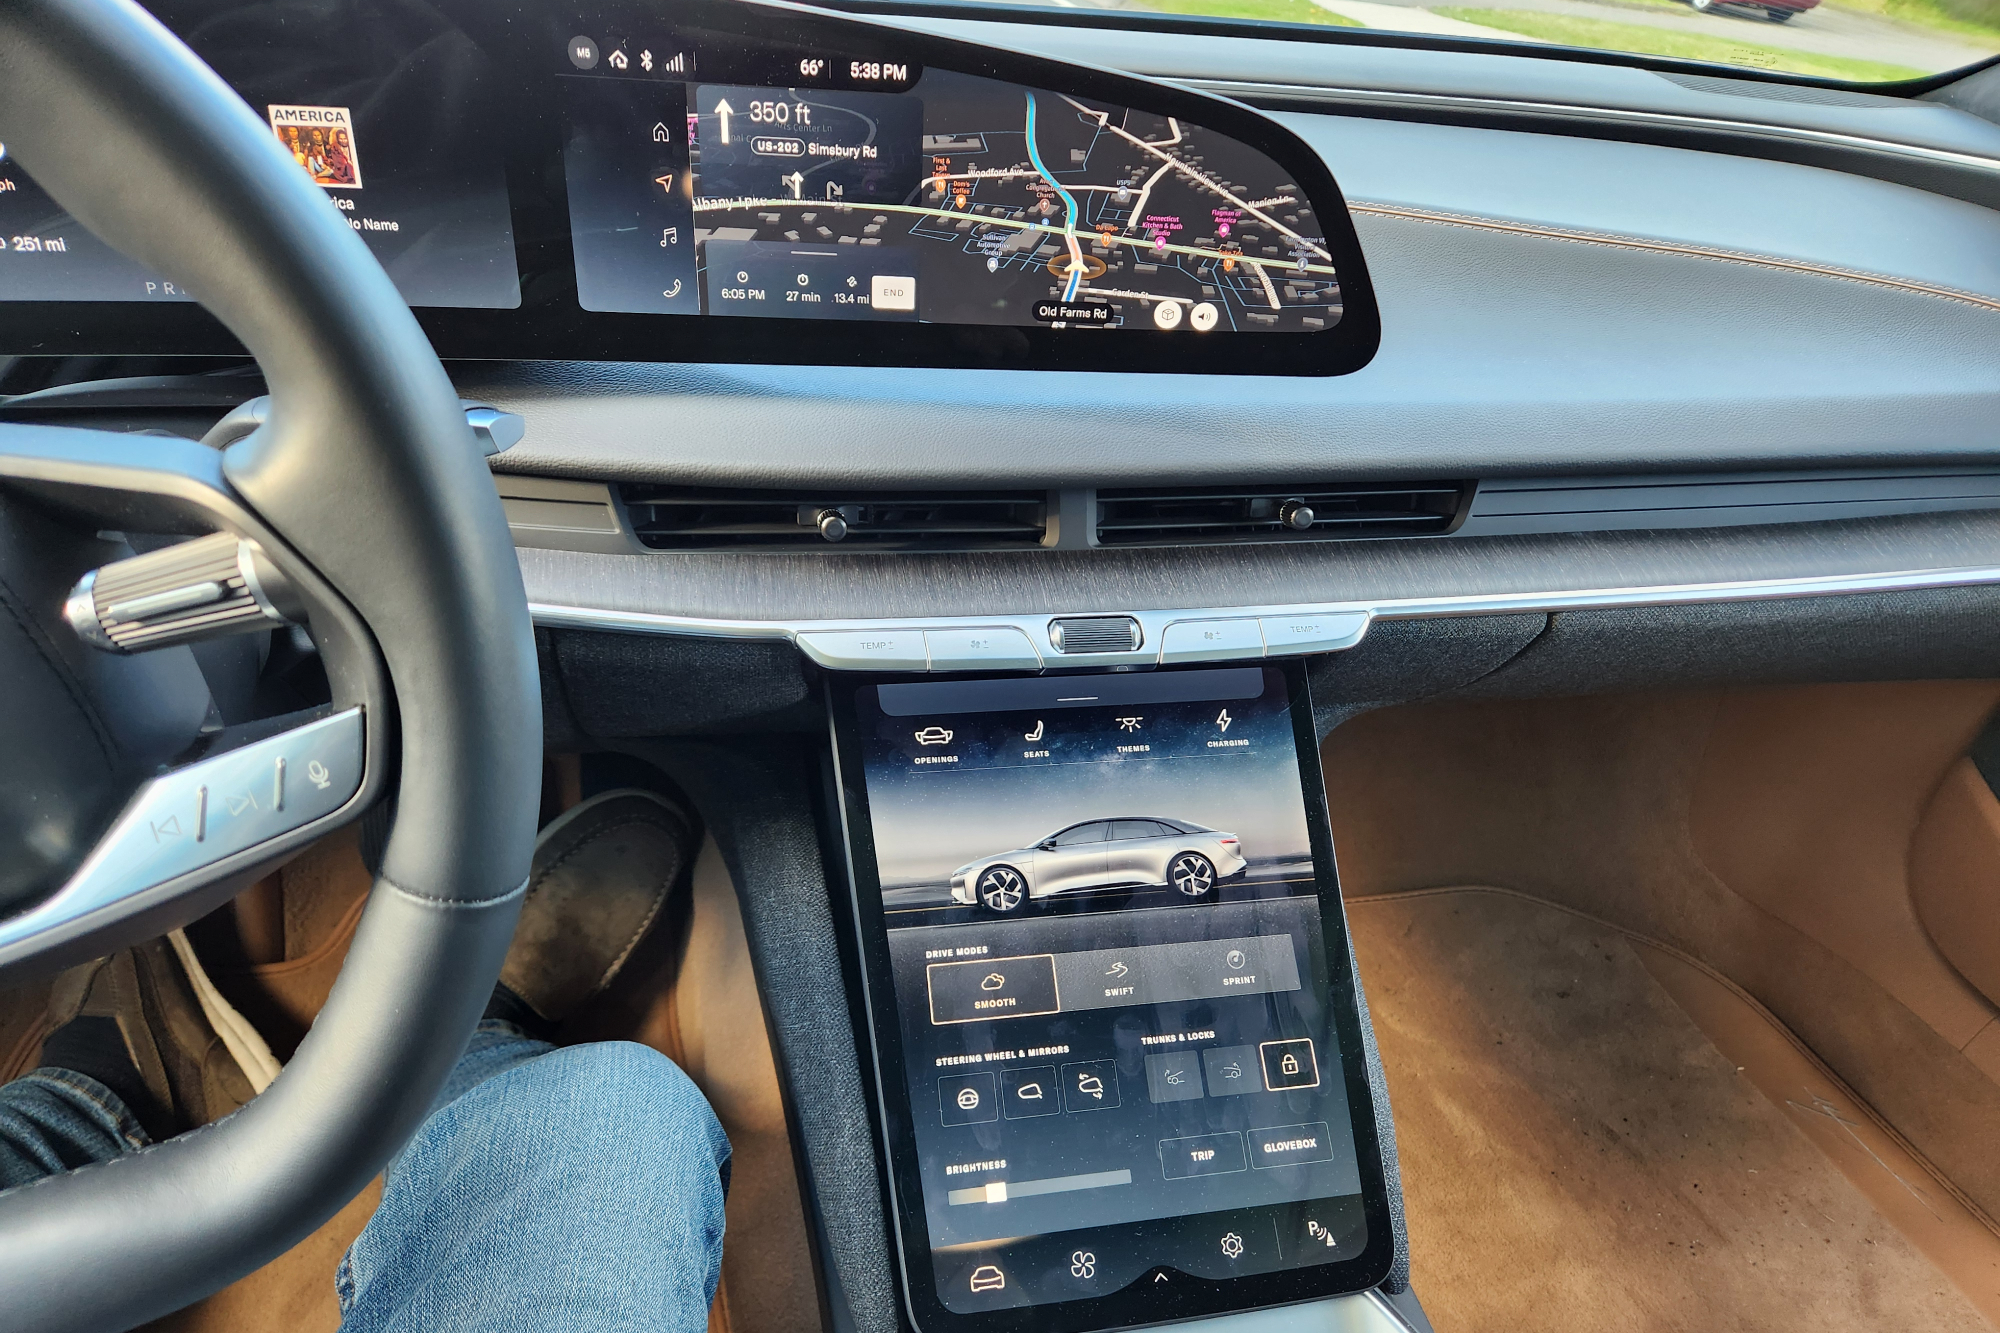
[1219,1232,1245,1259]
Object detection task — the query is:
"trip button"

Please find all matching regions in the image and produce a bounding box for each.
[1158,618,1264,665]
[795,629,927,671]
[1158,1131,1247,1179]
[1257,612,1368,657]
[925,627,1041,672]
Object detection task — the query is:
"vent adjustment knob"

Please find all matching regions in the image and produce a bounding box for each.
[1279,499,1316,531]
[815,508,851,542]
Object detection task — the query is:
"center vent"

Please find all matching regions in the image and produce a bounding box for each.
[1095,482,1468,547]
[618,486,1047,552]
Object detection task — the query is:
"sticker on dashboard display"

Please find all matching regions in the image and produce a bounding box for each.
[267,104,362,189]
[1032,299,1110,325]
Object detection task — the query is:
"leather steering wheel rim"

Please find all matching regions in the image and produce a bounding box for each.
[0,2,541,1328]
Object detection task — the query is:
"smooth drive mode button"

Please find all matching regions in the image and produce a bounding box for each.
[928,954,1059,1024]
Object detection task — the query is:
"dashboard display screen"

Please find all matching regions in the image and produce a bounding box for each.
[560,31,1340,333]
[0,0,520,309]
[833,665,1392,1330]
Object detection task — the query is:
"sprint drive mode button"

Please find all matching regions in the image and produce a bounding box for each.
[1250,1121,1336,1169]
[928,954,1060,1025]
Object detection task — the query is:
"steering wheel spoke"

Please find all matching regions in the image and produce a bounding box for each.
[0,2,539,1324]
[0,706,365,974]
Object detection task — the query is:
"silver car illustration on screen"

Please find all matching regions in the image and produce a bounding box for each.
[949,817,1247,913]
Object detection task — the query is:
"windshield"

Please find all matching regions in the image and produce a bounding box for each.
[999,0,1999,83]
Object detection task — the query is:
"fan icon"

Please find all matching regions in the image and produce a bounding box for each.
[1069,1251,1096,1279]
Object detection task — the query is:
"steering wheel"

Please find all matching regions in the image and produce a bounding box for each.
[0,1,540,1328]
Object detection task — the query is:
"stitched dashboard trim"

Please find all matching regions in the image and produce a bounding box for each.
[1350,200,2000,314]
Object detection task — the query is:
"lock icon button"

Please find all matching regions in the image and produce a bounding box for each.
[1260,1039,1320,1091]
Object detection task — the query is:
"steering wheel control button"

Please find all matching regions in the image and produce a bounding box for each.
[1157,1131,1248,1179]
[1002,1065,1060,1118]
[925,627,1041,673]
[0,708,363,960]
[1259,1038,1321,1091]
[927,954,1059,1025]
[1048,616,1141,655]
[796,628,927,671]
[1257,612,1368,657]
[1061,1060,1121,1112]
[1201,1044,1260,1097]
[1144,1050,1205,1103]
[1249,1121,1337,1169]
[939,1072,999,1126]
[1159,618,1264,665]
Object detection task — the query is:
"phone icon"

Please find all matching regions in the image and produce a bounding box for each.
[663,280,682,298]
[1024,719,1043,742]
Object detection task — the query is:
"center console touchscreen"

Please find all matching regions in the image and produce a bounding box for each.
[830,663,1394,1332]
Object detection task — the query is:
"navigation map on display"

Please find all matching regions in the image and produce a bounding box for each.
[561,37,1342,333]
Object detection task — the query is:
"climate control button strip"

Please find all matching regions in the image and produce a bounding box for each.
[791,610,1369,673]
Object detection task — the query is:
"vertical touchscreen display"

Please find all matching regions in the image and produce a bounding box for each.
[835,664,1391,1329]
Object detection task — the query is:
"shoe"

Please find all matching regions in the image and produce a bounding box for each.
[498,788,700,1027]
[42,939,261,1138]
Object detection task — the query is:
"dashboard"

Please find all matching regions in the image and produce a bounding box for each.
[3,5,2000,1333]
[0,0,1377,374]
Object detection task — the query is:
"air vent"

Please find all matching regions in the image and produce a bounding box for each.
[1095,483,1467,547]
[618,486,1048,552]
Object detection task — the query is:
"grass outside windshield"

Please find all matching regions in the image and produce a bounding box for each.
[997,0,2000,81]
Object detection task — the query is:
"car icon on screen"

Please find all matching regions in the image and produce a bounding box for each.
[914,726,953,745]
[949,817,1247,913]
[969,1264,1006,1292]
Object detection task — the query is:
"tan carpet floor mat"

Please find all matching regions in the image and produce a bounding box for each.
[1348,887,2000,1331]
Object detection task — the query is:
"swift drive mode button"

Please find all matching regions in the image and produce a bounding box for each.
[795,629,928,671]
[928,954,1060,1024]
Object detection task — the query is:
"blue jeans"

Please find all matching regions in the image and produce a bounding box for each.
[0,1022,730,1332]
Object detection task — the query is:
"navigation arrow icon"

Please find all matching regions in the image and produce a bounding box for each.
[713,98,734,145]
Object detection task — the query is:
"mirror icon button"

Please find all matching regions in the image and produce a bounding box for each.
[1003,1064,1059,1119]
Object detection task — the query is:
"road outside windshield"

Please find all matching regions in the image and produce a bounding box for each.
[979,0,2000,81]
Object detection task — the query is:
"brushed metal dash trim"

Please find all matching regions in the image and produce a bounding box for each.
[1350,201,2000,314]
[528,561,2000,665]
[1173,78,2000,179]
